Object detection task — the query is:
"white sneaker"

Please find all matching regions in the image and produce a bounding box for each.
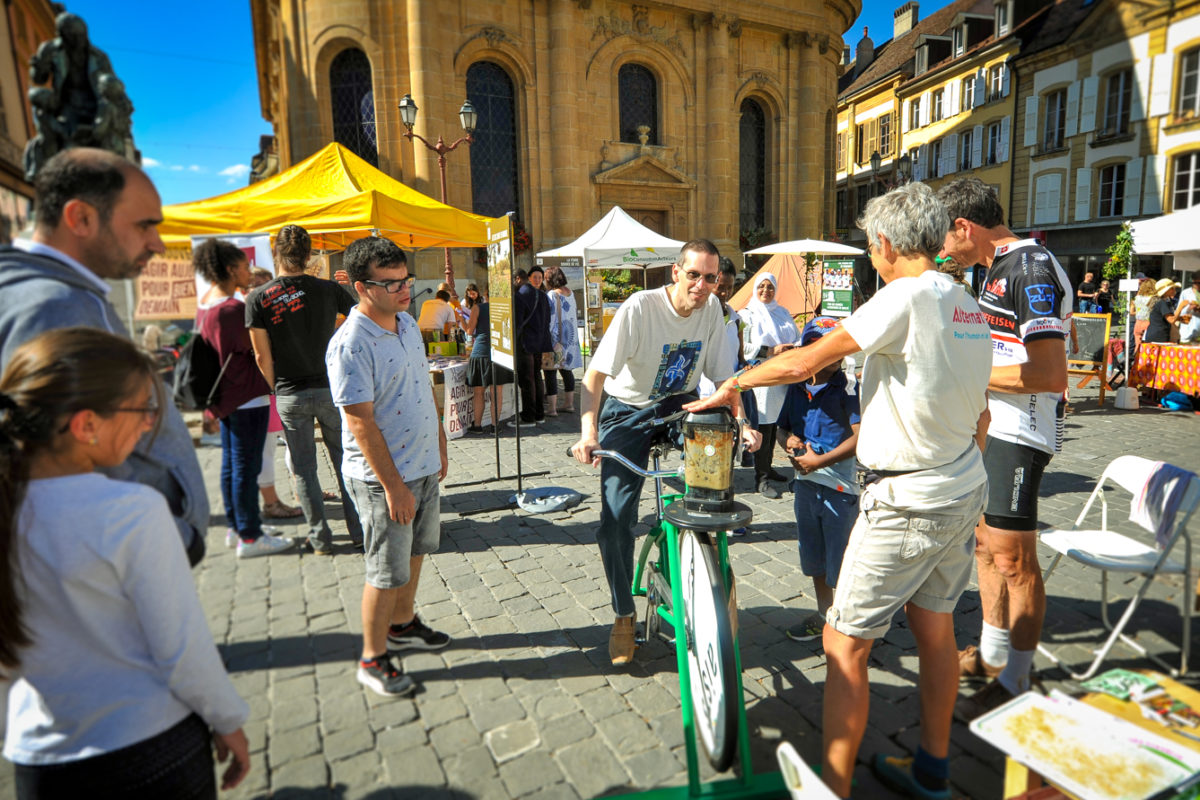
[227,525,280,548]
[237,533,295,558]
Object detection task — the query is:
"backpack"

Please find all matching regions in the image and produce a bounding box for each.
[172,332,231,412]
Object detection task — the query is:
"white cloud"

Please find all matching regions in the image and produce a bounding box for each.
[142,157,161,168]
[188,165,203,173]
[169,164,183,171]
[219,163,251,184]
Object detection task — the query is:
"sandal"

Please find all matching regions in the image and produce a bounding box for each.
[262,500,303,519]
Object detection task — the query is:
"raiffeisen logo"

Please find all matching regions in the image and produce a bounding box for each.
[985,277,1007,297]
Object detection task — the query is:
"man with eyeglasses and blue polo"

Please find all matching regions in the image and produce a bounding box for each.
[570,238,761,666]
[326,236,450,698]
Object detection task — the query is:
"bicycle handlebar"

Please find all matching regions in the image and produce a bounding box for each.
[565,447,681,479]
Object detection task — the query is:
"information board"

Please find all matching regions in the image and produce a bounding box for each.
[487,215,515,371]
[1068,312,1111,367]
[821,259,855,317]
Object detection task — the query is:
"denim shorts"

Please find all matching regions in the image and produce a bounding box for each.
[792,479,859,584]
[826,482,987,640]
[347,474,441,589]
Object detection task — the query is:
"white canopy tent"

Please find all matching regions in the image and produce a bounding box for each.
[744,238,865,257]
[1131,205,1200,273]
[536,205,685,267]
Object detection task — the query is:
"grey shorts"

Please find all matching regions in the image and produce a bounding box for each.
[347,474,441,589]
[827,482,987,640]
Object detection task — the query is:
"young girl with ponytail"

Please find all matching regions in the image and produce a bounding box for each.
[0,328,250,798]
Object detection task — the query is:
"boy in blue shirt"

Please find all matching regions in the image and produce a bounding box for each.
[775,316,861,642]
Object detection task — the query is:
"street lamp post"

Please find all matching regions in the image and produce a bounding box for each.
[869,150,913,194]
[398,93,477,290]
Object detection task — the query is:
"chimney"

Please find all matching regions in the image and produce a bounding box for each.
[841,45,851,67]
[894,1,919,39]
[855,26,875,74]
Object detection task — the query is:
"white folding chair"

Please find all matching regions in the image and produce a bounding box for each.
[1038,455,1200,680]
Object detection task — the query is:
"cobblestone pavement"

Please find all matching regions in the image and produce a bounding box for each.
[1,381,1198,799]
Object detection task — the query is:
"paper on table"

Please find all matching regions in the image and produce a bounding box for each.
[970,690,1200,800]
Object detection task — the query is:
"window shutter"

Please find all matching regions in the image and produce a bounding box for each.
[1079,76,1099,134]
[1001,64,1011,97]
[1132,59,1151,121]
[1049,176,1062,224]
[1144,154,1166,214]
[976,67,986,106]
[972,124,984,167]
[902,100,911,133]
[1125,157,1142,216]
[920,92,931,127]
[999,117,1011,163]
[945,133,959,174]
[1034,175,1050,223]
[1150,54,1173,118]
[1074,168,1092,221]
[1066,81,1080,138]
[1024,96,1039,147]
[949,81,960,116]
[918,144,929,181]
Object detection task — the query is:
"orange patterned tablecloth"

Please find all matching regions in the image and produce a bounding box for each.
[1131,343,1200,395]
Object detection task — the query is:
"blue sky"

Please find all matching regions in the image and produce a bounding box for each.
[61,1,914,207]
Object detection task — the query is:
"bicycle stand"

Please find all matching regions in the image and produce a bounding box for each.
[621,520,786,800]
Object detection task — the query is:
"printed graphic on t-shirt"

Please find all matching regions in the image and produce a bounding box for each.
[259,283,309,326]
[650,340,703,400]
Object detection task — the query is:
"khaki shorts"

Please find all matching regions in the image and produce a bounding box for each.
[826,482,987,640]
[348,474,441,589]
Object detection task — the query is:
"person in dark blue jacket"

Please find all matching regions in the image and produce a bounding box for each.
[512,267,552,424]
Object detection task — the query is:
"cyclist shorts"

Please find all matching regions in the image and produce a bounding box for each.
[982,436,1052,530]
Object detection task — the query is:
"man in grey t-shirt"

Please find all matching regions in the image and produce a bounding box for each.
[570,238,759,666]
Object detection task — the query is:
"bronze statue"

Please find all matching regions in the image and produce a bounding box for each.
[23,13,136,180]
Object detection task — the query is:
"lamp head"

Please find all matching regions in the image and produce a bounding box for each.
[869,150,881,175]
[458,100,477,134]
[398,94,418,130]
[898,153,912,181]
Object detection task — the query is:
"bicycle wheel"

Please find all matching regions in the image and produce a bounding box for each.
[679,529,738,772]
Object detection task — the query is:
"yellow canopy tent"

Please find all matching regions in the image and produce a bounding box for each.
[158,142,499,250]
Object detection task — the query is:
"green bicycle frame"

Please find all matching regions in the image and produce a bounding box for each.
[627,494,785,799]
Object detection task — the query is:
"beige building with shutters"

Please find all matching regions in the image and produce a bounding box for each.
[249,0,859,283]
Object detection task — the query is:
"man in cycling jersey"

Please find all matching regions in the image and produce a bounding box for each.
[938,177,1069,718]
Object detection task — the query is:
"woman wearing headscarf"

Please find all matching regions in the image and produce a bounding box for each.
[741,273,800,498]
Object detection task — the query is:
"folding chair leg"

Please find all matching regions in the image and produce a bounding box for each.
[1100,570,1112,631]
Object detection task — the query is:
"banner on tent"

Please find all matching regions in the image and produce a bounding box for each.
[822,259,855,317]
[487,217,516,371]
[135,247,198,320]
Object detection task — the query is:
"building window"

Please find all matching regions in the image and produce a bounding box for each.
[1173,152,1200,210]
[960,129,973,171]
[1097,164,1125,217]
[986,121,1001,164]
[988,65,1005,101]
[836,189,849,229]
[1179,48,1200,120]
[929,139,942,178]
[996,1,1010,35]
[1102,69,1132,135]
[910,98,921,129]
[467,61,521,219]
[329,49,377,166]
[953,26,965,57]
[963,75,977,111]
[909,146,921,180]
[932,89,944,122]
[836,131,846,171]
[739,98,767,232]
[618,63,658,144]
[879,113,892,158]
[856,117,881,165]
[1043,89,1067,151]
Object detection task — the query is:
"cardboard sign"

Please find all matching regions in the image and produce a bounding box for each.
[487,217,516,371]
[821,259,855,317]
[134,247,197,320]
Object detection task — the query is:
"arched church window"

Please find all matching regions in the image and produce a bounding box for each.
[467,61,521,219]
[619,64,658,145]
[739,98,766,232]
[330,48,377,165]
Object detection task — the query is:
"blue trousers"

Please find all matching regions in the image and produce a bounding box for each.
[219,405,269,541]
[596,394,693,617]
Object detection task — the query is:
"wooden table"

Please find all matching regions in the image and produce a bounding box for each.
[1131,342,1200,396]
[1002,672,1200,799]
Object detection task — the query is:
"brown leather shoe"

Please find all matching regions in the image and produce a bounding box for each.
[609,616,636,665]
[958,645,1004,680]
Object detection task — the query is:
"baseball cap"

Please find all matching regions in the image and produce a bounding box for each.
[800,316,840,346]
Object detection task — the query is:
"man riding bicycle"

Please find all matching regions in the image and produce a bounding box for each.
[570,239,761,666]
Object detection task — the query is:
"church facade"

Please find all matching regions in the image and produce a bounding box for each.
[251,0,858,281]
